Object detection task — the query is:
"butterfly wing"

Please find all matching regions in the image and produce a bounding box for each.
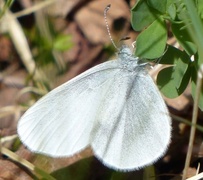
[91,70,171,171]
[17,60,121,157]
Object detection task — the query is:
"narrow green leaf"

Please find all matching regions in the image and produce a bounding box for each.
[135,19,167,59]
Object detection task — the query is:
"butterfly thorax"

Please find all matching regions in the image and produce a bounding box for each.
[118,46,145,73]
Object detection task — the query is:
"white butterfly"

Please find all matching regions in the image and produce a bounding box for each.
[17,46,171,171]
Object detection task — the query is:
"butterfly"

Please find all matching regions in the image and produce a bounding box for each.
[17,45,171,171]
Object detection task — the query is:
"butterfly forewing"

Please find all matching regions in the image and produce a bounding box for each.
[18,60,121,156]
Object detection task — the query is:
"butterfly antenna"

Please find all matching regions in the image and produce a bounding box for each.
[104,4,119,51]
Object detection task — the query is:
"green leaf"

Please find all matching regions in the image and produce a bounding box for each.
[53,35,73,52]
[147,0,167,13]
[131,0,159,31]
[157,45,191,98]
[135,19,167,59]
[171,23,197,56]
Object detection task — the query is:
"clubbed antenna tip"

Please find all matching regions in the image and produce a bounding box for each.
[104,4,119,50]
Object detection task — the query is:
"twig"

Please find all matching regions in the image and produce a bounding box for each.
[182,64,203,180]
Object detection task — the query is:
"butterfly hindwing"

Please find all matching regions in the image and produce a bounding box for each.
[91,70,171,171]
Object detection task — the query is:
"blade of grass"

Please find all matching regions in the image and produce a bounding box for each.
[1,147,56,180]
[183,0,203,63]
[0,0,14,19]
[171,114,203,132]
[14,0,55,18]
[0,9,49,91]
